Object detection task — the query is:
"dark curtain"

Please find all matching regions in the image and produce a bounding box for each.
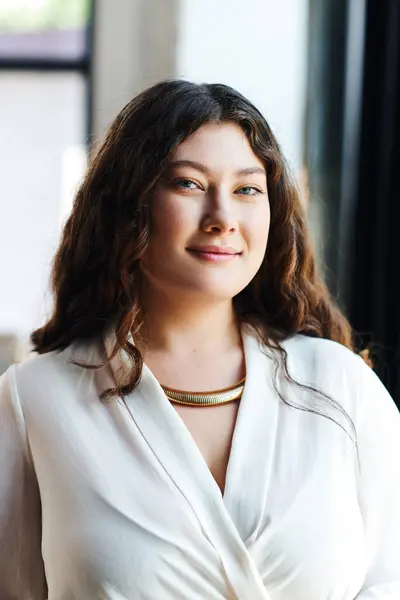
[349,0,400,405]
[305,0,400,407]
[304,0,348,296]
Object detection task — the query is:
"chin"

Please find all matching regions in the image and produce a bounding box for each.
[183,278,245,301]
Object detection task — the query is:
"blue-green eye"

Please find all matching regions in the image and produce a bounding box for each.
[236,186,262,196]
[173,179,198,190]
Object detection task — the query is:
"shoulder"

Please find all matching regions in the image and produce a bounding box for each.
[279,334,397,427]
[282,334,362,372]
[245,325,362,381]
[5,340,103,413]
[14,344,83,387]
[277,334,367,419]
[1,349,69,401]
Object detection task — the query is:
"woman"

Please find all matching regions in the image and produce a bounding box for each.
[0,80,399,600]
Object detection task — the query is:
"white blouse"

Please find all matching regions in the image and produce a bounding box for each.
[0,328,400,600]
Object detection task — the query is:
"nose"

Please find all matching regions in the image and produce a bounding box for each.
[200,188,238,235]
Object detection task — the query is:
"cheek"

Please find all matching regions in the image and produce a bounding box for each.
[150,199,191,243]
[244,204,270,252]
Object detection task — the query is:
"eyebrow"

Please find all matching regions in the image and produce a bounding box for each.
[168,160,266,177]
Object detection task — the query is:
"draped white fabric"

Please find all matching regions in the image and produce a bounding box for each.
[1,328,400,599]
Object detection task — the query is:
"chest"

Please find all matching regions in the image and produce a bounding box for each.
[172,400,240,494]
[32,382,365,600]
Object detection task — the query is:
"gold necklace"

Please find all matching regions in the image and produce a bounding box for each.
[161,378,245,407]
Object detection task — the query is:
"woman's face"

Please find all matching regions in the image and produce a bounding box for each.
[140,122,270,301]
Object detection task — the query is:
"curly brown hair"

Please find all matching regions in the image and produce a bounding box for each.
[31,80,355,438]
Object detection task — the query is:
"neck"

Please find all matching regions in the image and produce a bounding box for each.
[138,286,241,358]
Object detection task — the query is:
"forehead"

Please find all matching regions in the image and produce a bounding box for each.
[170,122,264,172]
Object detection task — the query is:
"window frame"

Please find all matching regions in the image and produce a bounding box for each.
[0,0,95,139]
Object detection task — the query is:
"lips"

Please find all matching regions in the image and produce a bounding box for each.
[186,245,242,263]
[187,245,241,255]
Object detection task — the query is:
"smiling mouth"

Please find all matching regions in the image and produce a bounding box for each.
[186,248,242,262]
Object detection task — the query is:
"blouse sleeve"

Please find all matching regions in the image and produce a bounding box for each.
[355,357,400,598]
[0,365,47,599]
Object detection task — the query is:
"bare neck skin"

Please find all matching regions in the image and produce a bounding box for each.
[137,285,245,391]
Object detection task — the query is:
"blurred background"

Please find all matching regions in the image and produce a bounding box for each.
[0,0,399,407]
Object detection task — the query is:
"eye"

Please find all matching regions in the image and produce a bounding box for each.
[173,178,200,190]
[236,186,263,196]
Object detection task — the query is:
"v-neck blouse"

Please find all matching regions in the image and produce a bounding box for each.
[1,329,400,599]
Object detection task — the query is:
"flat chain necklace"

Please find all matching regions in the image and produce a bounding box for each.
[161,377,245,407]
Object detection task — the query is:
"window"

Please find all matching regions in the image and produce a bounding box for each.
[0,0,93,364]
[0,0,91,61]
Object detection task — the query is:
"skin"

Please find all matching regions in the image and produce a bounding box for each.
[141,121,270,307]
[138,122,271,494]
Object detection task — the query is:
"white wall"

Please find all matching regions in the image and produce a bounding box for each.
[92,0,179,138]
[176,0,309,175]
[0,72,86,357]
[1,1,309,361]
[93,0,310,178]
